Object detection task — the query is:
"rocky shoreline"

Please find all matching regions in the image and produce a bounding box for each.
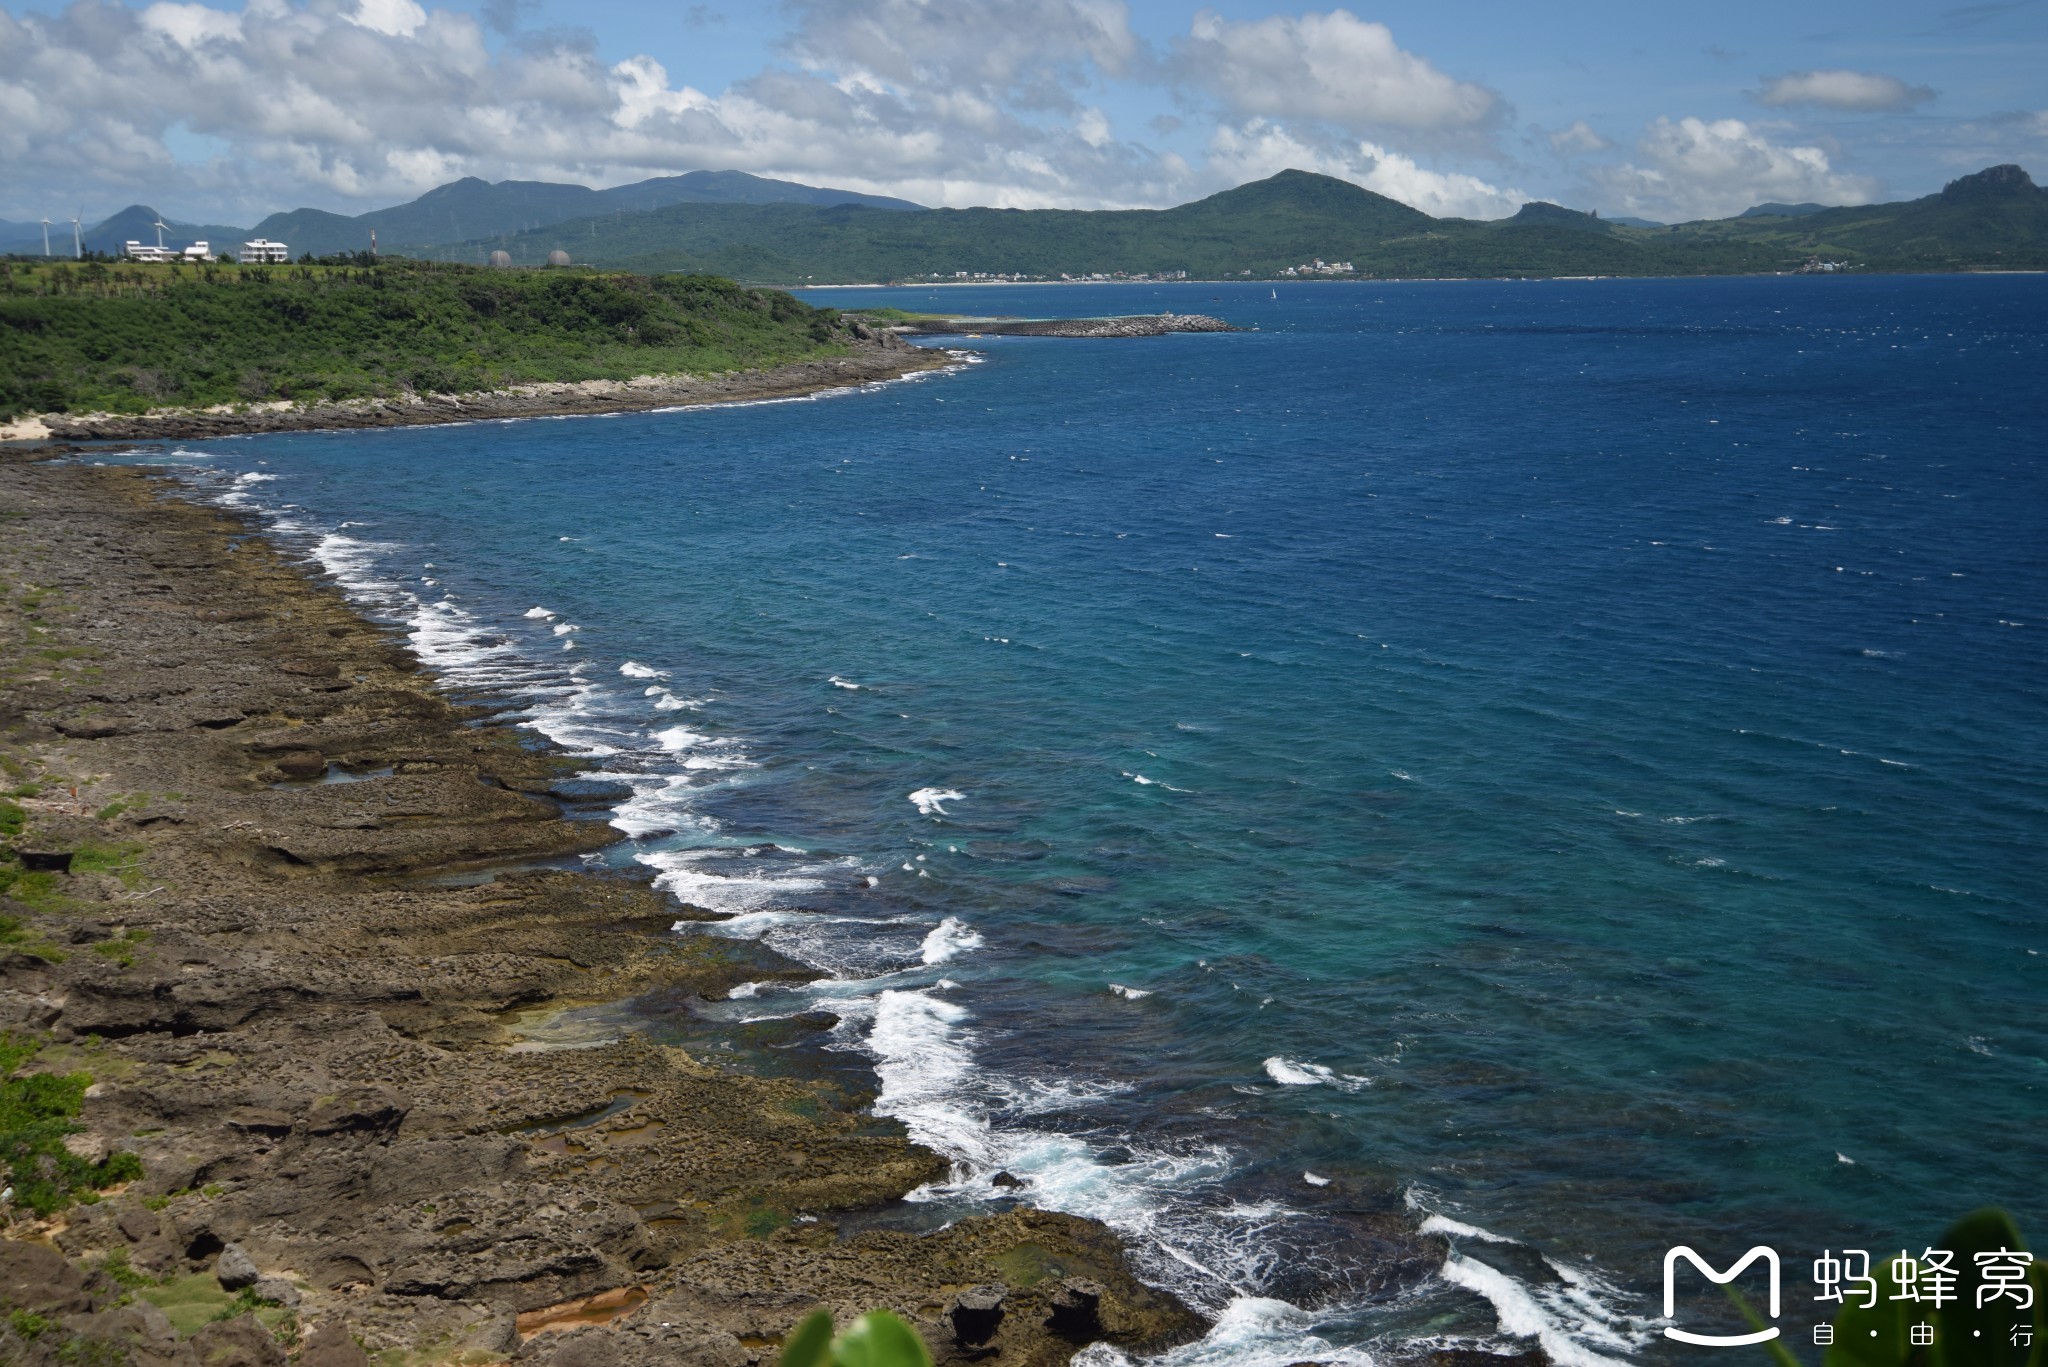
[0,455,1203,1367]
[895,315,1237,339]
[0,340,951,444]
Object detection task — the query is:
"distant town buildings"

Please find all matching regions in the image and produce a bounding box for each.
[903,263,1367,284]
[121,238,288,263]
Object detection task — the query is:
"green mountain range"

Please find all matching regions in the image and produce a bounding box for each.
[248,170,923,258]
[0,171,921,260]
[408,165,2046,282]
[7,163,2041,282]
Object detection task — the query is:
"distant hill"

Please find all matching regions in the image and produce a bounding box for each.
[1739,202,1832,219]
[21,163,2040,281]
[0,218,46,255]
[1652,165,2048,269]
[416,168,1804,281]
[0,219,58,255]
[1505,202,1613,233]
[1606,216,1665,229]
[79,206,251,257]
[250,170,924,258]
[407,170,1446,279]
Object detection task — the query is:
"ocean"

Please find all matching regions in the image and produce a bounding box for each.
[125,276,2046,1366]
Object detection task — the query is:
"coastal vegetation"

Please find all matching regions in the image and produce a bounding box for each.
[0,258,857,422]
[1,1032,144,1217]
[398,164,2048,284]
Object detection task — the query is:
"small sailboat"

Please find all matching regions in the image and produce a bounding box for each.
[1270,288,1277,299]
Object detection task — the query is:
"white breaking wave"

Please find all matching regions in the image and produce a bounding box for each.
[1438,1254,1648,1367]
[620,660,666,679]
[1076,1297,1372,1367]
[1419,1212,1517,1243]
[909,787,965,816]
[1263,1057,1370,1091]
[1408,1190,1656,1367]
[869,989,991,1164]
[1108,983,1154,1000]
[922,916,984,964]
[655,725,714,751]
[829,675,863,690]
[640,848,831,915]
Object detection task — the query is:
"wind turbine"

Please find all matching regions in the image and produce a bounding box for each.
[152,214,169,252]
[40,218,52,257]
[70,211,82,258]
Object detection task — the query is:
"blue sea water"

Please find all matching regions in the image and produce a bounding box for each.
[130,276,2045,1366]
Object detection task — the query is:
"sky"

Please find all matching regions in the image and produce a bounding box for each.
[1,0,2044,228]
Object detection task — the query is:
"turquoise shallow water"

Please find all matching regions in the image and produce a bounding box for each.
[134,276,2044,1365]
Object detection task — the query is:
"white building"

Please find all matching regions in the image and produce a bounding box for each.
[123,241,176,263]
[239,239,290,264]
[181,242,216,263]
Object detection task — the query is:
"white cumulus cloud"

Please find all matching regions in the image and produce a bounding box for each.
[782,0,1138,110]
[1592,116,1878,221]
[1756,69,1935,112]
[1207,120,1523,218]
[1548,120,1611,154]
[0,0,1180,219]
[1177,8,1499,132]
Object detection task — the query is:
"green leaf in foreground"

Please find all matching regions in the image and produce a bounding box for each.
[1821,1254,1919,1367]
[831,1312,933,1367]
[779,1310,835,1367]
[1932,1209,2040,1367]
[1749,1210,2042,1367]
[776,1310,933,1367]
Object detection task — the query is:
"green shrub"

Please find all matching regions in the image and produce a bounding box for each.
[0,1032,144,1216]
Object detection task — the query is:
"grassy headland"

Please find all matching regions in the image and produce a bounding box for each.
[0,258,859,422]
